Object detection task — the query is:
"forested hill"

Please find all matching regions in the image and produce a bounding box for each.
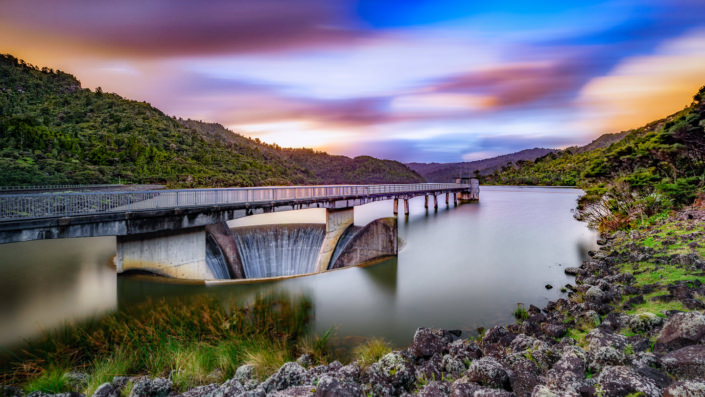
[0,54,424,187]
[485,86,705,225]
[407,148,556,182]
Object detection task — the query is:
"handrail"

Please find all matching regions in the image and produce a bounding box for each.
[0,184,120,191]
[0,183,469,221]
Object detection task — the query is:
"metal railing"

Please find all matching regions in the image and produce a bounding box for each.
[0,184,120,191]
[0,183,468,221]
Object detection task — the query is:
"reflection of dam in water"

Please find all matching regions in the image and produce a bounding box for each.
[204,210,398,281]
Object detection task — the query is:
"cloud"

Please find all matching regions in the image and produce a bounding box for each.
[578,29,705,133]
[0,0,366,58]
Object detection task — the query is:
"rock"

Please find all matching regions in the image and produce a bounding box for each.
[657,311,705,351]
[415,353,443,382]
[442,355,467,378]
[663,380,705,397]
[269,386,314,396]
[313,375,362,397]
[590,346,628,371]
[362,351,415,395]
[628,312,664,334]
[564,267,583,276]
[449,377,481,396]
[466,357,510,390]
[470,388,515,396]
[111,377,129,392]
[0,386,24,397]
[233,364,256,384]
[92,383,119,397]
[661,345,705,380]
[411,328,454,358]
[530,385,559,397]
[261,362,306,393]
[335,363,361,383]
[448,340,482,362]
[540,323,567,338]
[595,366,660,397]
[546,346,586,386]
[545,284,553,290]
[180,383,218,397]
[416,381,450,397]
[505,356,539,396]
[63,373,89,392]
[129,378,172,397]
[296,354,314,368]
[584,285,606,303]
[585,327,628,352]
[481,326,515,348]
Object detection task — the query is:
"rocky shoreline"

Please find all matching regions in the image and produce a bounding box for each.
[4,209,705,397]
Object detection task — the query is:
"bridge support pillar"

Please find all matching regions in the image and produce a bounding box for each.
[404,199,409,216]
[116,229,215,280]
[445,192,449,207]
[315,207,354,272]
[393,198,399,215]
[433,194,438,209]
[424,195,429,209]
[453,193,458,207]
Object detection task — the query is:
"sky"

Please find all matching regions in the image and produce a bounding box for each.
[2,0,705,163]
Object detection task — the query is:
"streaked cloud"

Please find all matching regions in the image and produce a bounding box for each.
[1,0,705,162]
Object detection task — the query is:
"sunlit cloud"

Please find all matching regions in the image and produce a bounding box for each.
[579,29,705,132]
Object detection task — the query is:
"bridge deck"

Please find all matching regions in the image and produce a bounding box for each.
[0,183,468,221]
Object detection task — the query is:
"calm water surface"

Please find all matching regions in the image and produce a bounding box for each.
[0,186,597,349]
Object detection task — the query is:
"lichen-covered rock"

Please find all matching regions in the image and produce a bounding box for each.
[313,375,362,397]
[546,346,586,386]
[269,385,314,396]
[661,345,705,380]
[663,380,705,397]
[590,346,628,371]
[448,340,482,363]
[416,381,450,397]
[1,386,24,397]
[595,365,660,397]
[585,327,628,352]
[442,355,467,378]
[411,328,454,358]
[63,373,89,392]
[530,385,560,397]
[233,364,256,385]
[540,323,567,338]
[129,378,172,397]
[466,357,510,390]
[504,356,539,397]
[481,326,515,348]
[470,388,515,396]
[296,354,314,369]
[449,377,481,397]
[628,312,664,334]
[564,267,583,276]
[92,383,119,397]
[415,353,443,382]
[261,362,307,393]
[362,351,415,395]
[657,312,705,351]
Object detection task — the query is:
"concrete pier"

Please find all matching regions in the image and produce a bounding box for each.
[315,208,354,272]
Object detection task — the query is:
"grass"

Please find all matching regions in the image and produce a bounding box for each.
[352,338,392,369]
[1,293,319,393]
[513,304,529,322]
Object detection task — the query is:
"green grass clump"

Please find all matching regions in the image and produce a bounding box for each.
[2,293,318,392]
[513,304,529,322]
[352,338,392,369]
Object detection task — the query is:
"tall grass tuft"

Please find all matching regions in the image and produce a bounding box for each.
[2,293,315,392]
[352,338,391,369]
[513,303,529,322]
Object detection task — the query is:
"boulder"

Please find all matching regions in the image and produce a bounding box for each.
[411,328,454,358]
[663,380,705,397]
[482,326,515,348]
[362,351,415,394]
[415,353,443,382]
[448,340,482,363]
[128,378,172,397]
[595,366,660,397]
[657,312,705,351]
[466,357,510,390]
[91,383,119,397]
[313,375,362,397]
[260,362,306,393]
[628,312,664,334]
[416,381,450,397]
[661,345,705,380]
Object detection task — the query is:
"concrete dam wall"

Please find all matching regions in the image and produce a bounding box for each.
[198,216,398,281]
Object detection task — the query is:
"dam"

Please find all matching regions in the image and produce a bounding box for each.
[0,182,479,280]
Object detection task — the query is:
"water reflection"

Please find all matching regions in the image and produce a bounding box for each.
[0,186,597,351]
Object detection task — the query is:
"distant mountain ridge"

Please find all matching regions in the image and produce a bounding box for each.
[407,148,556,182]
[0,54,423,187]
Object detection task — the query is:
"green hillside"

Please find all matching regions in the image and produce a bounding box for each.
[486,86,705,230]
[0,54,424,187]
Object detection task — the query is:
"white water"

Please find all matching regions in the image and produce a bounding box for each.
[232,224,326,278]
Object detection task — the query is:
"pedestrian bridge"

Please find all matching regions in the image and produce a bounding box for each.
[0,182,479,280]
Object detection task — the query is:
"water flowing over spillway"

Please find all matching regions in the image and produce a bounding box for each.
[205,234,231,279]
[329,225,360,269]
[232,224,326,278]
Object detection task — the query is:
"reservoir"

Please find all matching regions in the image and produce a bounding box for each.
[0,186,597,351]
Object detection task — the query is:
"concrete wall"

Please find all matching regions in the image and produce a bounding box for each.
[116,229,215,280]
[314,208,354,272]
[205,221,244,279]
[329,217,397,270]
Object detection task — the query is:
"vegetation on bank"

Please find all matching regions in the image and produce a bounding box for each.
[484,86,705,232]
[0,54,424,187]
[0,294,331,394]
